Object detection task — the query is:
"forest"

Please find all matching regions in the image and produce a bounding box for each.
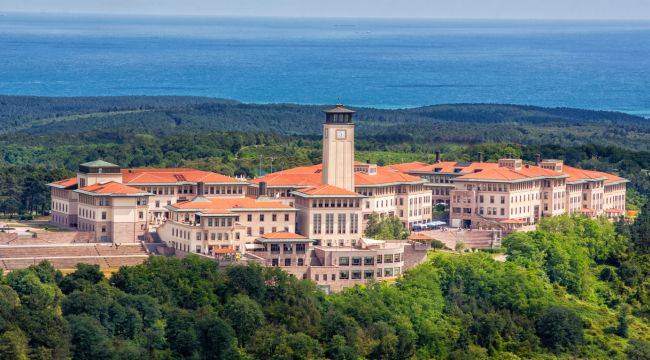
[0,215,648,359]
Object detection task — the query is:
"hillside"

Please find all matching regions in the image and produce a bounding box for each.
[1,95,649,150]
[0,215,649,359]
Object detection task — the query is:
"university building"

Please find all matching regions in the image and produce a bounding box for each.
[389,156,628,230]
[47,105,627,290]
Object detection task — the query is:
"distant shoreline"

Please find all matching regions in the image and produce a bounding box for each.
[0,94,648,118]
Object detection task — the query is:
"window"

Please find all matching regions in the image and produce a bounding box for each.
[376,255,383,263]
[284,258,291,266]
[138,212,144,220]
[325,214,334,234]
[337,213,346,234]
[297,258,304,266]
[272,214,277,221]
[339,271,349,280]
[313,214,322,234]
[351,257,361,266]
[101,211,106,220]
[364,256,374,266]
[351,271,362,279]
[339,257,349,266]
[284,214,290,221]
[271,259,278,266]
[271,244,280,253]
[247,214,252,222]
[283,243,293,253]
[364,270,374,279]
[259,214,265,221]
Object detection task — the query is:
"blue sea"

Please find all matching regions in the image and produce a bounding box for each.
[1,13,649,116]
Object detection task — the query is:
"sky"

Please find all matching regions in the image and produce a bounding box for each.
[1,0,649,19]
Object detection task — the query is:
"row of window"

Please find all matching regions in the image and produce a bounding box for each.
[52,213,68,225]
[52,201,68,213]
[337,267,401,280]
[312,213,359,235]
[339,253,401,266]
[269,243,307,253]
[271,257,305,266]
[246,226,290,236]
[311,199,360,208]
[246,213,291,222]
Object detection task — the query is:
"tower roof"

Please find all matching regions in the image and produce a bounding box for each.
[323,105,356,114]
[79,160,120,168]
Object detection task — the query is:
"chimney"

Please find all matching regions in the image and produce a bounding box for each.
[478,152,484,163]
[258,181,267,198]
[435,150,441,163]
[536,153,542,165]
[197,182,205,196]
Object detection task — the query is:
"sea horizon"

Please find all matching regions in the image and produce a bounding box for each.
[1,13,649,116]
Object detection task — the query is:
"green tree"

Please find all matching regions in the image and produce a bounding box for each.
[67,315,112,360]
[223,294,265,345]
[535,306,583,353]
[226,264,266,301]
[59,263,104,294]
[617,305,630,338]
[627,339,650,360]
[364,214,409,240]
[0,328,29,360]
[631,201,650,254]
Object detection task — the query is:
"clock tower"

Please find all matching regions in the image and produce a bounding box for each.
[322,105,355,191]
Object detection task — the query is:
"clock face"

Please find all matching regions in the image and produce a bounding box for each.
[336,130,346,140]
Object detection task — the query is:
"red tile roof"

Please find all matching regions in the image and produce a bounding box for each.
[392,159,626,185]
[261,232,307,240]
[357,167,426,186]
[48,177,77,189]
[561,165,626,184]
[604,208,624,214]
[213,247,237,254]
[76,182,149,196]
[408,232,434,241]
[253,163,425,188]
[384,162,428,173]
[409,161,501,174]
[455,164,564,182]
[122,168,244,184]
[169,196,293,214]
[294,184,361,197]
